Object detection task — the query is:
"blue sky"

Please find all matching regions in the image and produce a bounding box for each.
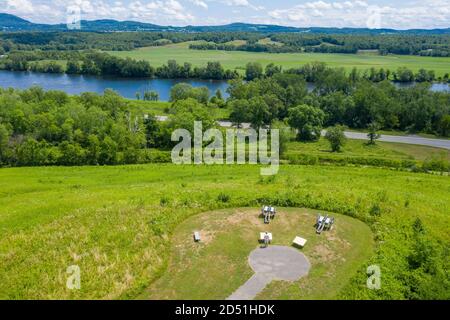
[1,0,449,29]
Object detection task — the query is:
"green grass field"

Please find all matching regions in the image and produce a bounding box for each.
[109,41,450,77]
[0,164,448,299]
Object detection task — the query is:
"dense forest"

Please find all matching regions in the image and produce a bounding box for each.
[228,64,450,136]
[1,31,450,56]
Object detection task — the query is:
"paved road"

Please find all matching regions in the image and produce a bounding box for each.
[336,131,450,150]
[155,116,450,150]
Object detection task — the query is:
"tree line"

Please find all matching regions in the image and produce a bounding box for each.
[0,51,239,80]
[188,34,450,56]
[1,31,449,56]
[2,50,448,83]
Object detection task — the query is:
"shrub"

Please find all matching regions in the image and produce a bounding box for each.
[160,196,170,206]
[422,154,449,173]
[325,125,347,152]
[217,192,231,203]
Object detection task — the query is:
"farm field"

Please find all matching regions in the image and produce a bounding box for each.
[109,41,450,77]
[0,164,448,299]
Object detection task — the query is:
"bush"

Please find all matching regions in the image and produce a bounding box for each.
[325,125,347,152]
[422,154,449,173]
[140,150,172,163]
[285,152,418,169]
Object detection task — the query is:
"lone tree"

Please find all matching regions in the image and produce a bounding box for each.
[288,104,325,141]
[325,125,347,152]
[367,122,381,145]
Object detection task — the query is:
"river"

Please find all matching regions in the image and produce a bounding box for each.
[0,70,449,101]
[0,70,230,101]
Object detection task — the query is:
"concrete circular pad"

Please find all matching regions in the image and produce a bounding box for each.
[227,245,311,300]
[249,245,310,281]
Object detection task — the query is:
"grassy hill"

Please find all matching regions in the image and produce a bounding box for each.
[0,164,448,299]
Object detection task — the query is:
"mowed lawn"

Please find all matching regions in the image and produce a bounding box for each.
[0,164,448,299]
[109,41,450,77]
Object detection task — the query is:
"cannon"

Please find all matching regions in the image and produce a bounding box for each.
[261,206,276,224]
[323,216,335,231]
[316,214,335,234]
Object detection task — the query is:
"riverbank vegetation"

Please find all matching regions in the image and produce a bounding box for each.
[0,80,449,172]
[0,51,239,80]
[4,48,449,83]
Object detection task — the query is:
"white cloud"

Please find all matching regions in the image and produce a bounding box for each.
[305,1,332,10]
[267,0,450,29]
[332,2,343,9]
[190,0,208,9]
[224,0,263,11]
[1,0,449,29]
[355,1,368,7]
[226,0,249,6]
[3,0,60,19]
[6,0,34,13]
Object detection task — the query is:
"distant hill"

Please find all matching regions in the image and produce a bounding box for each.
[0,13,33,30]
[1,13,449,34]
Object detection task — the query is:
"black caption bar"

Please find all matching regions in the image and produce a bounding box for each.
[2,300,447,319]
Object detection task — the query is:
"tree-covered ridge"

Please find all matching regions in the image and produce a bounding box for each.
[1,12,450,34]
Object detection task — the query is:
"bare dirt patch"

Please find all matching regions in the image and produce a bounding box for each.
[226,209,260,226]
